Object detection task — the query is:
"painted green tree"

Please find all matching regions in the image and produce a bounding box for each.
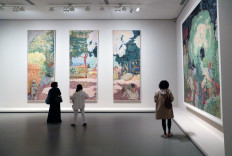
[114,30,140,75]
[28,30,55,77]
[70,30,97,78]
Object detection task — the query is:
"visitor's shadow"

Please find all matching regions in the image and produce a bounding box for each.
[168,134,190,142]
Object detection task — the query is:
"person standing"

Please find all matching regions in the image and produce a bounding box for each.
[154,80,174,138]
[47,82,62,124]
[71,84,89,127]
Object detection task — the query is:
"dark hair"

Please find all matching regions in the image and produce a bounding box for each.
[159,80,169,89]
[51,82,58,88]
[76,84,83,92]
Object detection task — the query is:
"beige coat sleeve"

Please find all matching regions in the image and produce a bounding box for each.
[154,92,158,103]
[168,89,174,102]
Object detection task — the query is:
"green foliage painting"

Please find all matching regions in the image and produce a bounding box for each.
[182,0,221,118]
[28,30,55,102]
[70,30,98,101]
[113,30,141,102]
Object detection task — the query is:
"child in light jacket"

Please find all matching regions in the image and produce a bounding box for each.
[71,84,89,127]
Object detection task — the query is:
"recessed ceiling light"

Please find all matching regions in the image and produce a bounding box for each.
[136,7,140,12]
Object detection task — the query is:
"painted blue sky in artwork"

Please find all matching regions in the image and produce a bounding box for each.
[71,54,96,71]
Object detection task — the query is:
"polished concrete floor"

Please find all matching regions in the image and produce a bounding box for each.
[0,113,204,156]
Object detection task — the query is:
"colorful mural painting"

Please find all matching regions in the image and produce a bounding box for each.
[113,30,141,102]
[182,0,221,118]
[70,30,98,101]
[28,30,55,102]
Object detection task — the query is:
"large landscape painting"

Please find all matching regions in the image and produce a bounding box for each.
[28,30,55,102]
[182,0,221,118]
[113,30,141,102]
[70,30,98,101]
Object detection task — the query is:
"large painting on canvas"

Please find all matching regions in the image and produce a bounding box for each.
[28,30,55,102]
[70,30,98,101]
[113,30,141,102]
[182,0,221,118]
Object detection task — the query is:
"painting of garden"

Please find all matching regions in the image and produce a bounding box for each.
[27,30,55,102]
[113,30,140,102]
[182,0,221,118]
[70,30,98,101]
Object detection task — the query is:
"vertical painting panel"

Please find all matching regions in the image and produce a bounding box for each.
[113,30,141,102]
[28,30,55,102]
[70,30,98,102]
[182,0,221,118]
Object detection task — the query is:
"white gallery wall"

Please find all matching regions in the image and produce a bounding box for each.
[0,19,177,111]
[176,0,232,155]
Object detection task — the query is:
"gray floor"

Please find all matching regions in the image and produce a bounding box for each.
[0,113,204,156]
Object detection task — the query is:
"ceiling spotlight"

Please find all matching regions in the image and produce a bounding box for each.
[69,6,75,12]
[19,6,25,12]
[115,6,120,12]
[63,6,69,13]
[136,7,140,12]
[85,6,90,11]
[49,7,55,12]
[122,6,126,11]
[13,6,19,12]
[0,3,3,7]
[100,6,104,11]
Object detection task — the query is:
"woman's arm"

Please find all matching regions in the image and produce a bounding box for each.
[154,92,158,103]
[169,90,174,102]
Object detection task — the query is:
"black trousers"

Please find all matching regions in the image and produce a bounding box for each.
[162,119,171,134]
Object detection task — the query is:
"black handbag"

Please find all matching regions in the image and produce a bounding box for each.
[55,95,63,103]
[163,94,172,109]
[45,92,50,104]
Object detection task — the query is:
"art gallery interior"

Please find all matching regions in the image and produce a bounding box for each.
[0,0,231,155]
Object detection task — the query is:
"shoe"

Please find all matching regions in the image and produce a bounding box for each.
[71,124,76,127]
[82,123,87,127]
[168,132,173,137]
[162,134,168,138]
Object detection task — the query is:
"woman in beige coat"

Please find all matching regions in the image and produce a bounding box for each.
[154,80,174,138]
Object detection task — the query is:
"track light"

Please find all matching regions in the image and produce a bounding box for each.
[122,6,126,11]
[19,6,25,11]
[100,6,104,11]
[0,3,4,10]
[85,6,90,11]
[69,6,75,11]
[136,7,140,12]
[13,6,25,12]
[0,3,25,12]
[46,4,141,13]
[63,5,75,13]
[49,7,54,12]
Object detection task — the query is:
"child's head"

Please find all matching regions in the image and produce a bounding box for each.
[76,84,83,92]
[159,80,169,89]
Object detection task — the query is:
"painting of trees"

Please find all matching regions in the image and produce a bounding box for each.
[182,0,221,118]
[113,30,141,102]
[69,30,98,101]
[28,30,55,102]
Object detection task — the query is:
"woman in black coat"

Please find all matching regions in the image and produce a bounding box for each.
[47,82,62,124]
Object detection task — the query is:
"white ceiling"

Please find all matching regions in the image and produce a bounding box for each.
[0,0,187,20]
